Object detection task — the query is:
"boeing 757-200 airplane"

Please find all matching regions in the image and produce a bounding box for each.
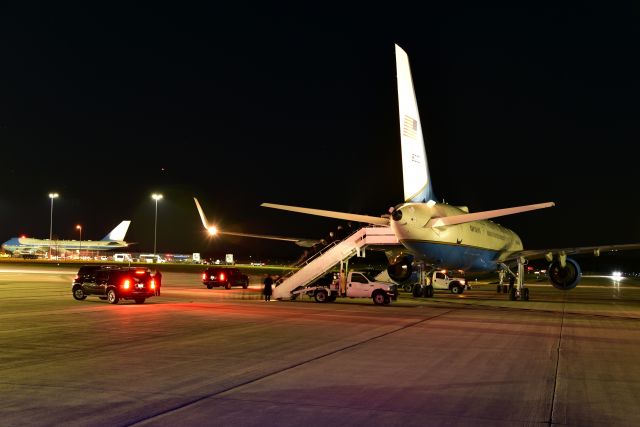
[196,44,640,300]
[258,44,640,300]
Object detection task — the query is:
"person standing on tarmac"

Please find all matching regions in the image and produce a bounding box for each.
[263,274,273,302]
[152,270,162,296]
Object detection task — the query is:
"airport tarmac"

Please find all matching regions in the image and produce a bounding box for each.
[1,266,639,426]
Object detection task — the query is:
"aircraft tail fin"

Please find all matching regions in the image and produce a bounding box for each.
[395,44,436,203]
[101,220,131,241]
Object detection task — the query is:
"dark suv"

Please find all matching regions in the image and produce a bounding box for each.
[202,267,249,289]
[72,266,156,304]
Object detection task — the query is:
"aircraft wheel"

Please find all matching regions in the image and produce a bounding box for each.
[425,285,434,298]
[522,288,530,301]
[509,287,517,301]
[496,284,502,293]
[412,285,423,298]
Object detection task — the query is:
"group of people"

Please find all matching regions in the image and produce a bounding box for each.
[294,222,355,265]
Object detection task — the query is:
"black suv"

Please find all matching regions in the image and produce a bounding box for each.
[72,266,156,304]
[202,267,249,289]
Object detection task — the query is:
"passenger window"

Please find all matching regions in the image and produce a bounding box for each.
[96,271,109,282]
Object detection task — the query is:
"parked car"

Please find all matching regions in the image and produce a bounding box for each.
[202,267,249,289]
[72,266,156,304]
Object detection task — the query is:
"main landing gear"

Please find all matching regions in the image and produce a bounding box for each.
[499,257,530,301]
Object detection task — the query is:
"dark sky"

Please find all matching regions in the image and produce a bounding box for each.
[1,3,639,262]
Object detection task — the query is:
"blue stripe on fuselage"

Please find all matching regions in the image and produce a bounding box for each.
[400,240,500,272]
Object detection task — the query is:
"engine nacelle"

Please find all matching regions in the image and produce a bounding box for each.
[548,257,582,290]
[387,254,414,283]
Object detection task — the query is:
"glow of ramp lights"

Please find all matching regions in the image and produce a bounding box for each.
[208,226,218,235]
[612,271,622,278]
[426,200,436,207]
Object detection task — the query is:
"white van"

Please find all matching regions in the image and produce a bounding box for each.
[139,254,165,263]
[113,253,133,262]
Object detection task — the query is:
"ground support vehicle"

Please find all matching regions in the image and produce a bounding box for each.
[412,270,467,297]
[292,271,397,305]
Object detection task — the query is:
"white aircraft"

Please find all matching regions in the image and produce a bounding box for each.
[2,220,132,258]
[255,44,640,300]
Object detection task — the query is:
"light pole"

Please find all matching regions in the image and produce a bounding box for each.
[48,193,59,259]
[76,225,82,260]
[151,193,163,261]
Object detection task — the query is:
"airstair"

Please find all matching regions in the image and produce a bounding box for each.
[273,226,399,300]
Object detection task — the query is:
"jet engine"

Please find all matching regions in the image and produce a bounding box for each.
[387,254,414,283]
[548,257,582,290]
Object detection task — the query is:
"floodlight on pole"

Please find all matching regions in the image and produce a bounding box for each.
[48,193,59,259]
[76,225,82,259]
[151,193,163,259]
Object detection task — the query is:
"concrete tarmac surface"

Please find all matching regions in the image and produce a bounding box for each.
[1,266,639,426]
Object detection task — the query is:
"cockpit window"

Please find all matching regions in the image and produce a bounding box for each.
[392,209,403,221]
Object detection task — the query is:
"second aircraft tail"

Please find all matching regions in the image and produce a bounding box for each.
[101,221,131,241]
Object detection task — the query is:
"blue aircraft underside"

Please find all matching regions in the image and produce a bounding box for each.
[401,240,501,272]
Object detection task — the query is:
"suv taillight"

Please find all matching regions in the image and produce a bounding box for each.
[122,279,131,289]
[219,272,226,281]
[202,273,207,280]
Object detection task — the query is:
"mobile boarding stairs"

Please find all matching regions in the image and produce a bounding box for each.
[273,226,399,300]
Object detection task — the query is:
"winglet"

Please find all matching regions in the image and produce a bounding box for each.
[194,197,210,230]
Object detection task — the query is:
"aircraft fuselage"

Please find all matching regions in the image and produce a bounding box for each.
[391,202,523,272]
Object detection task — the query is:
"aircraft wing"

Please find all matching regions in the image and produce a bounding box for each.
[215,231,318,248]
[498,243,640,263]
[194,197,318,247]
[261,203,390,226]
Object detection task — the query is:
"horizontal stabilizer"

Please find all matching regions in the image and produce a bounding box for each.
[261,203,390,226]
[425,202,555,228]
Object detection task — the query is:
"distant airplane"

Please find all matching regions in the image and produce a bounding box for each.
[255,44,640,300]
[2,220,132,258]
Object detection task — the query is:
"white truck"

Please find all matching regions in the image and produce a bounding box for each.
[293,271,398,305]
[411,270,467,297]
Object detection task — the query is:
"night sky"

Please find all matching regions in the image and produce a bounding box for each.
[1,3,639,264]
